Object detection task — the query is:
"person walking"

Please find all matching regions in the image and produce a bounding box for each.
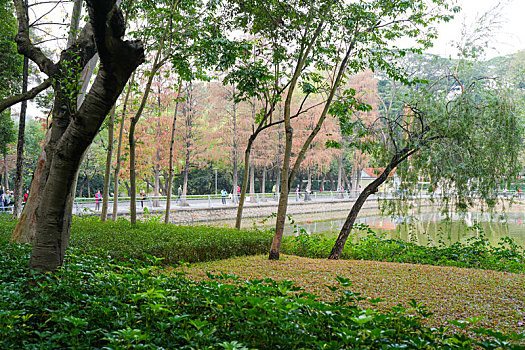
[221,189,227,205]
[295,185,300,201]
[176,185,182,203]
[94,190,102,211]
[140,192,147,208]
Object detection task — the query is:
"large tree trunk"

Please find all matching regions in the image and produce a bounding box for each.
[26,1,144,272]
[12,55,29,218]
[100,105,115,221]
[11,0,95,241]
[164,81,182,224]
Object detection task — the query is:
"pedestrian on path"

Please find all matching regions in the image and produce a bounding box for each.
[176,185,182,203]
[94,190,102,211]
[221,189,227,204]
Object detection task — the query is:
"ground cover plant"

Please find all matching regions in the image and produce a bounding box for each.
[281,225,525,274]
[178,255,525,340]
[1,241,524,349]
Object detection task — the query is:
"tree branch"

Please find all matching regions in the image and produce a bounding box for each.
[13,0,57,76]
[0,77,53,114]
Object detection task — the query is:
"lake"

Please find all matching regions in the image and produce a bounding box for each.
[284,211,525,248]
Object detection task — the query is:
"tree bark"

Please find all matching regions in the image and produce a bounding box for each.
[27,0,144,272]
[100,104,116,221]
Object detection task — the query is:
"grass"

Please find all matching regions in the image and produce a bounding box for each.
[175,254,525,336]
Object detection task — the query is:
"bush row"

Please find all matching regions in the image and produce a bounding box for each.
[282,225,525,274]
[1,242,522,349]
[69,216,273,265]
[0,214,273,265]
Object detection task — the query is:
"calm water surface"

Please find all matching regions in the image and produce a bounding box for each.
[284,212,525,248]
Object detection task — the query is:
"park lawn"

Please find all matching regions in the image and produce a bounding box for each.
[175,254,525,335]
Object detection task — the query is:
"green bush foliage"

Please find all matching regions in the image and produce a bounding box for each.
[282,225,525,274]
[1,242,522,349]
[0,214,272,265]
[68,216,273,265]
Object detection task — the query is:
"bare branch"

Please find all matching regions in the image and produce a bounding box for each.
[0,78,53,114]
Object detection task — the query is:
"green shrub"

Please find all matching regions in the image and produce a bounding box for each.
[69,216,273,265]
[282,226,525,274]
[1,242,522,349]
[0,213,17,244]
[0,215,272,265]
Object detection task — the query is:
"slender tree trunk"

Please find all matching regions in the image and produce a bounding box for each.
[3,154,8,190]
[329,150,413,259]
[153,127,161,207]
[164,81,182,224]
[337,153,343,192]
[261,165,266,201]
[13,55,29,218]
[249,163,255,202]
[100,105,115,221]
[128,3,173,223]
[181,150,189,206]
[112,74,133,220]
[235,135,255,229]
[270,20,328,260]
[232,92,238,203]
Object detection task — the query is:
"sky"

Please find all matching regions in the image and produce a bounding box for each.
[427,0,525,58]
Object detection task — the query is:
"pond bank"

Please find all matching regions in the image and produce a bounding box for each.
[162,197,436,226]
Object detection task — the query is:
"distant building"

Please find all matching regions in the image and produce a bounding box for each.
[353,167,397,188]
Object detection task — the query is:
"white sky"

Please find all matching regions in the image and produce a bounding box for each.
[427,0,525,58]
